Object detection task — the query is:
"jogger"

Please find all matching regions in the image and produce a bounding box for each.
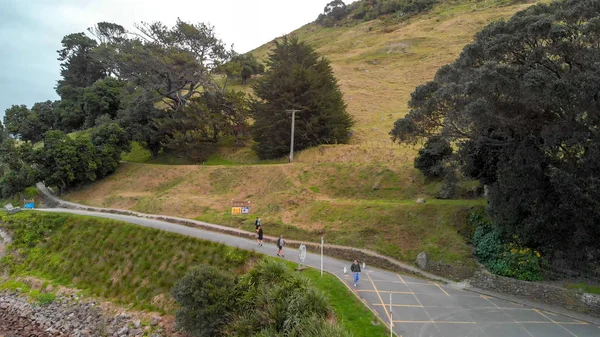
[351,259,361,286]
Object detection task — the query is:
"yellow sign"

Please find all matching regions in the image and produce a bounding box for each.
[231,200,250,215]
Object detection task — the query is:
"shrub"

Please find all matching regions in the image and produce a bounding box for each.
[172,265,237,337]
[471,213,543,281]
[414,136,453,178]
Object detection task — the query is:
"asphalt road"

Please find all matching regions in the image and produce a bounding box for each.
[37,208,600,337]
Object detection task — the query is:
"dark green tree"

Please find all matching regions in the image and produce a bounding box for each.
[251,36,354,159]
[413,136,452,178]
[110,19,230,112]
[31,101,60,132]
[172,265,236,337]
[317,0,348,27]
[390,0,600,269]
[56,33,105,100]
[82,77,126,127]
[158,89,249,161]
[90,121,131,178]
[224,54,265,84]
[33,131,98,192]
[117,86,166,158]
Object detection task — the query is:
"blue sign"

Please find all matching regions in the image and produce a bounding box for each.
[24,202,34,209]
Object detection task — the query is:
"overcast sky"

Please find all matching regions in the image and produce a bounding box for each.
[0,0,355,120]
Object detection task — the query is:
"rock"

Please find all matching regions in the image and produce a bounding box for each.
[133,319,141,328]
[416,251,429,269]
[150,315,160,326]
[372,182,381,190]
[117,326,128,336]
[129,328,143,336]
[416,198,426,204]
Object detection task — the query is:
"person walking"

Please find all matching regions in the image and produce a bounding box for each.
[255,217,262,230]
[351,259,361,287]
[257,225,264,247]
[276,235,285,257]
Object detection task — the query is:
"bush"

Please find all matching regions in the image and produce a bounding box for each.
[172,265,237,337]
[414,136,453,178]
[471,213,543,281]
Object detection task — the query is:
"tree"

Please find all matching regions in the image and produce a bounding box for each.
[81,77,126,127]
[224,54,265,84]
[110,19,230,112]
[251,36,354,159]
[172,265,236,337]
[56,33,105,100]
[90,121,131,178]
[31,101,60,132]
[413,136,452,178]
[117,86,166,158]
[33,131,98,192]
[317,0,348,27]
[390,0,600,269]
[157,89,249,161]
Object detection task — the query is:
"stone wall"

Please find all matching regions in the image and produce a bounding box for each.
[469,270,600,317]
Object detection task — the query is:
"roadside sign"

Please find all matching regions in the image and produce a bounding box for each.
[231,200,250,215]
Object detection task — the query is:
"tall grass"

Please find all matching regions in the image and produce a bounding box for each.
[1,212,256,313]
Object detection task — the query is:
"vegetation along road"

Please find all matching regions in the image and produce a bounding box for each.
[38,205,600,337]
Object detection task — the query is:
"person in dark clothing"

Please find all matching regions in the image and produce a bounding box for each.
[351,259,361,286]
[276,235,285,257]
[255,217,262,229]
[257,225,264,246]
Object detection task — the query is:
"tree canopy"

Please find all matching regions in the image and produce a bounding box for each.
[251,36,353,159]
[391,0,600,271]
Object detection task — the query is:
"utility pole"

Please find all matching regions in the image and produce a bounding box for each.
[286,109,301,163]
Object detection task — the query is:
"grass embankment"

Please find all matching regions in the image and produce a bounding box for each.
[65,162,483,270]
[0,211,388,337]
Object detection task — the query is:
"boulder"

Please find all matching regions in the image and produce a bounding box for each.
[416,198,426,204]
[416,251,429,269]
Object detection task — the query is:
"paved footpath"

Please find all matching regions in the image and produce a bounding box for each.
[37,208,600,337]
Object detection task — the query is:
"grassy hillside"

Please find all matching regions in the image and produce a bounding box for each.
[67,0,541,275]
[0,211,389,337]
[250,0,538,144]
[65,162,483,268]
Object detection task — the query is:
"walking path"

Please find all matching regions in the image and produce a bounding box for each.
[33,188,600,337]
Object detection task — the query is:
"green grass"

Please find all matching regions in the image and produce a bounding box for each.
[301,268,388,337]
[1,211,257,313]
[0,211,392,335]
[0,279,57,305]
[565,283,600,295]
[194,199,480,269]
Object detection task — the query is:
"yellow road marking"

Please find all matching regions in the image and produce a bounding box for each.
[535,310,581,337]
[367,272,393,327]
[432,281,450,297]
[370,279,439,286]
[371,304,537,310]
[398,274,439,332]
[373,303,423,307]
[392,320,588,325]
[393,320,476,324]
[357,290,414,294]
